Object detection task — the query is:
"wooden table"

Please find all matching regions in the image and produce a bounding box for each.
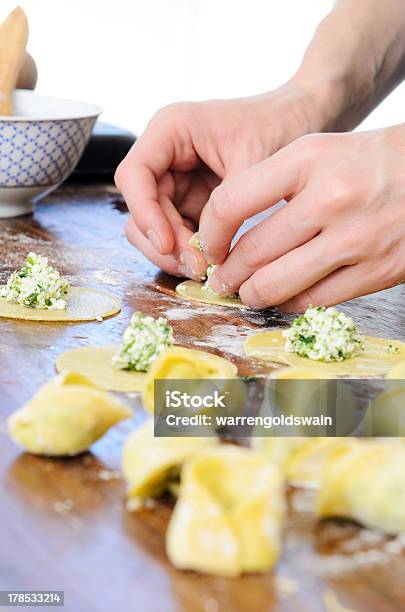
[1,184,405,612]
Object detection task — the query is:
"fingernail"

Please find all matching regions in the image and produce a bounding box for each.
[180,252,199,277]
[147,230,163,254]
[208,271,228,295]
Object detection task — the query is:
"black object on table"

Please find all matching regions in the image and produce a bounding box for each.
[68,121,136,183]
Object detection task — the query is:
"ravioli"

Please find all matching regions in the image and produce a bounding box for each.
[166,445,285,576]
[244,330,405,377]
[0,286,121,322]
[142,346,238,414]
[176,280,245,308]
[316,441,405,533]
[122,420,218,510]
[8,372,132,456]
[55,345,146,392]
[253,437,348,488]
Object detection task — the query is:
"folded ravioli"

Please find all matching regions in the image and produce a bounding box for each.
[253,437,308,468]
[253,437,347,488]
[8,372,132,456]
[142,346,238,414]
[166,445,285,576]
[122,420,218,510]
[316,441,405,533]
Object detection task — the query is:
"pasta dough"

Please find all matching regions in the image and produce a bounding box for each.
[55,344,146,392]
[142,346,238,414]
[244,330,405,377]
[253,437,347,488]
[122,420,218,510]
[316,441,405,533]
[8,372,132,456]
[176,280,245,308]
[0,286,120,322]
[166,445,285,576]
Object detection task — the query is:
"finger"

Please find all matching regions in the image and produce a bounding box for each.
[115,123,176,255]
[239,233,357,308]
[159,195,207,280]
[278,263,377,313]
[208,193,322,295]
[125,217,183,277]
[174,169,220,225]
[199,143,306,264]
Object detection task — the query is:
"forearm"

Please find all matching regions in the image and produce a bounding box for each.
[290,0,405,132]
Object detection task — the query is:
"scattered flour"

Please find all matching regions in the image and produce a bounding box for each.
[94,269,121,286]
[194,323,258,358]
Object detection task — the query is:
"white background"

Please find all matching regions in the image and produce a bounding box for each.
[2,0,405,136]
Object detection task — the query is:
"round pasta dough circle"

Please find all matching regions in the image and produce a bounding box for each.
[176,280,245,308]
[0,287,121,322]
[55,344,146,392]
[244,329,405,377]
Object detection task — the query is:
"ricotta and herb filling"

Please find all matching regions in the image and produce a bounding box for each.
[202,263,218,294]
[112,312,174,372]
[283,306,363,362]
[0,252,69,310]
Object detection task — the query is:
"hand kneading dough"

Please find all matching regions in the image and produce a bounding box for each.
[142,346,238,414]
[122,420,218,510]
[245,330,405,377]
[56,344,146,392]
[166,445,285,576]
[176,280,245,308]
[0,286,121,322]
[8,372,132,456]
[316,441,405,533]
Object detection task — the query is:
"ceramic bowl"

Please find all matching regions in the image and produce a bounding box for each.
[0,90,102,218]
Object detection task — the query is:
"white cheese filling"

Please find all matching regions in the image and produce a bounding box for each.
[0,252,69,310]
[283,305,363,362]
[112,311,174,372]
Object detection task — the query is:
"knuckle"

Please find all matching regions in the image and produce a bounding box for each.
[209,183,235,223]
[327,177,353,208]
[293,133,327,160]
[340,232,364,264]
[152,101,195,125]
[114,160,127,191]
[236,232,264,269]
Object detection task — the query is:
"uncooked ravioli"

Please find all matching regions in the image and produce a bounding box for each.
[0,286,121,322]
[176,280,245,308]
[244,329,405,377]
[55,344,145,392]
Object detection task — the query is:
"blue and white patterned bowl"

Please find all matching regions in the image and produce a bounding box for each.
[0,90,101,217]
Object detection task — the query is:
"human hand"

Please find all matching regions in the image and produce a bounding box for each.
[115,84,322,279]
[200,126,405,311]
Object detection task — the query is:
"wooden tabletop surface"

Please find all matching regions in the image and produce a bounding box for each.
[1,184,405,612]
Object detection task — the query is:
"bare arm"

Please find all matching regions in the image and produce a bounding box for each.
[201,0,405,266]
[291,0,405,134]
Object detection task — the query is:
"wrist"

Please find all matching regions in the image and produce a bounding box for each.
[287,70,355,134]
[256,82,334,153]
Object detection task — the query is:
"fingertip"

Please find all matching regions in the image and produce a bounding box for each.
[198,233,226,265]
[145,209,175,255]
[277,299,307,314]
[238,280,266,309]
